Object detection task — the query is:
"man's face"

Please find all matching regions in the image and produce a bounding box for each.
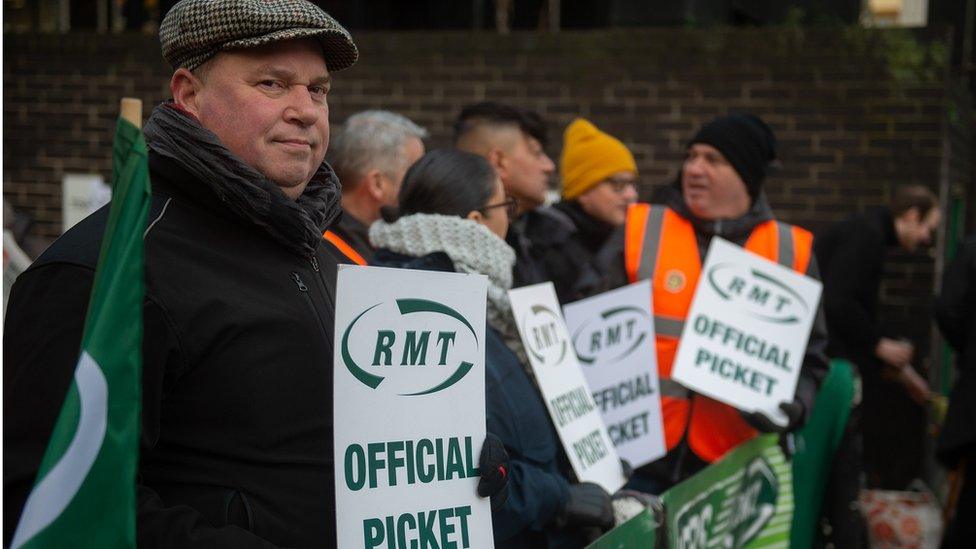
[898,207,942,252]
[184,39,331,200]
[500,131,555,215]
[381,136,425,207]
[681,143,751,220]
[576,171,638,227]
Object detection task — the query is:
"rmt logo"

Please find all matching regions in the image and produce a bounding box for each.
[341,299,479,396]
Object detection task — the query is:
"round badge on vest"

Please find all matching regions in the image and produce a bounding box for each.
[664,269,686,293]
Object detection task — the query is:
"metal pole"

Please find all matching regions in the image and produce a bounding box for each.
[549,0,560,32]
[58,0,70,32]
[97,0,108,33]
[962,0,975,84]
[473,0,484,30]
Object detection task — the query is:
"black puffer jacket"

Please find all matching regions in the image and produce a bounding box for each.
[813,207,897,367]
[535,201,615,304]
[507,208,573,289]
[5,151,341,548]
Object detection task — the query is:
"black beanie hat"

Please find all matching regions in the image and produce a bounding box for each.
[689,113,777,201]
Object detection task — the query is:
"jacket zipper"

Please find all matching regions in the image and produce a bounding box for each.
[291,272,308,292]
[292,271,330,344]
[292,253,335,351]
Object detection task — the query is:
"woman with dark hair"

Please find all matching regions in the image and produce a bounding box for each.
[370,149,616,548]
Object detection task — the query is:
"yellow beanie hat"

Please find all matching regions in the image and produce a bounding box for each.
[560,118,637,200]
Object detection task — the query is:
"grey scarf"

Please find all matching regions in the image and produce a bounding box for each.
[369,214,529,364]
[143,103,341,257]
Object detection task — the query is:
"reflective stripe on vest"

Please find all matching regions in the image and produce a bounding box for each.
[625,203,813,463]
[655,316,684,338]
[323,230,367,266]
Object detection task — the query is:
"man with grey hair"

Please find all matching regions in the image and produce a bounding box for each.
[325,110,426,264]
[6,1,359,546]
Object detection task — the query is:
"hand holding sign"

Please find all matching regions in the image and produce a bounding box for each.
[477,433,510,510]
[558,482,616,540]
[741,400,805,433]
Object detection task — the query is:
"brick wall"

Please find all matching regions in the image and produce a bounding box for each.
[5,28,961,232]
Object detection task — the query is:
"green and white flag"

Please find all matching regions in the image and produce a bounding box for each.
[662,434,793,548]
[11,116,151,548]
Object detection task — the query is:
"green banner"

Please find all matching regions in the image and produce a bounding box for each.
[587,508,658,549]
[11,116,149,548]
[662,434,793,548]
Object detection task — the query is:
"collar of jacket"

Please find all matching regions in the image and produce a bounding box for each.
[660,182,775,241]
[334,210,370,243]
[552,200,615,252]
[371,249,455,273]
[874,206,898,247]
[508,207,578,249]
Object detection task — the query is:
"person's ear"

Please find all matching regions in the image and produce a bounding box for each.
[171,68,203,117]
[364,169,385,201]
[467,210,484,223]
[486,148,507,176]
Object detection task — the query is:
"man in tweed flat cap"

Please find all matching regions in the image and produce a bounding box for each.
[6,1,361,547]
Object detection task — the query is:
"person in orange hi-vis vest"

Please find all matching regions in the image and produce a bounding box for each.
[323,110,427,265]
[596,113,830,493]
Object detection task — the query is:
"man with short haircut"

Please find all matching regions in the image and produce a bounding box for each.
[454,102,558,287]
[5,1,357,546]
[539,118,639,303]
[815,184,940,488]
[599,113,829,491]
[325,110,427,264]
[815,184,940,402]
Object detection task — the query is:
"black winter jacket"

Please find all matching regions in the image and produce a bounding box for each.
[535,201,615,304]
[813,207,897,366]
[5,151,340,548]
[507,208,573,289]
[325,210,374,264]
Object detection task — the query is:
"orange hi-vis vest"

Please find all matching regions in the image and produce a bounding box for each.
[323,230,367,266]
[624,203,813,463]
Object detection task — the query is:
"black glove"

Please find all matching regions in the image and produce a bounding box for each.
[741,400,805,433]
[557,482,615,532]
[477,433,509,511]
[620,458,634,480]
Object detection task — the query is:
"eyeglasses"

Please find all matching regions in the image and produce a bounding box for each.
[604,177,638,193]
[479,196,518,219]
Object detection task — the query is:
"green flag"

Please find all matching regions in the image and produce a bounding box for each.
[661,435,793,548]
[11,116,151,548]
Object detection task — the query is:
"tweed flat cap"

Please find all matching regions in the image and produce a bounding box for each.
[160,0,358,72]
